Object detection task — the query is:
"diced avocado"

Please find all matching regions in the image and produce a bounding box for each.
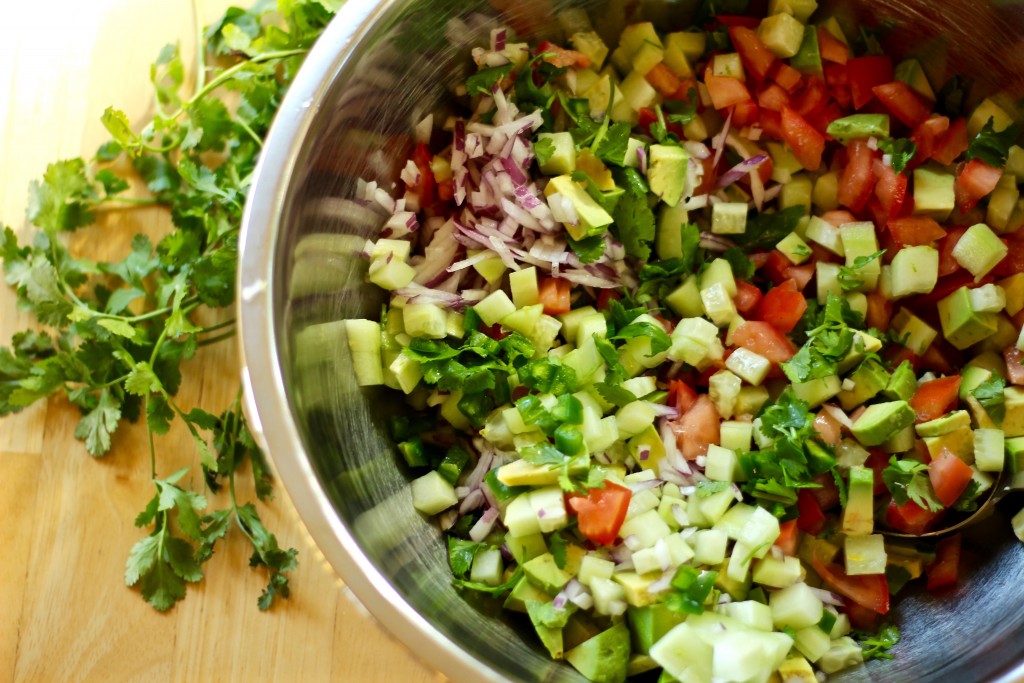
[923,426,975,463]
[648,144,689,207]
[768,140,805,183]
[535,132,577,176]
[497,459,561,487]
[656,204,691,259]
[614,571,660,607]
[913,166,956,221]
[792,375,842,408]
[777,231,813,264]
[507,532,548,565]
[778,655,817,683]
[632,41,665,76]
[882,424,916,454]
[769,0,819,22]
[842,465,875,535]
[566,620,631,683]
[851,400,916,447]
[505,576,554,613]
[714,561,752,600]
[988,180,1020,233]
[544,174,614,240]
[893,58,936,100]
[665,275,704,317]
[819,637,864,675]
[892,307,938,356]
[938,286,999,350]
[967,97,1016,137]
[961,365,994,400]
[975,427,1006,472]
[837,359,890,411]
[758,12,806,58]
[1002,386,1024,437]
[890,245,939,297]
[916,409,971,437]
[627,604,687,655]
[524,552,574,595]
[883,360,918,401]
[826,114,890,144]
[839,222,881,292]
[813,171,840,211]
[527,606,565,659]
[952,223,1009,281]
[790,24,822,76]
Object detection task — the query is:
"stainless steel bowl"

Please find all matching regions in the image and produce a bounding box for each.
[238,1,1024,681]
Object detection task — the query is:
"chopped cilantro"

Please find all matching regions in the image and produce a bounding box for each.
[879,138,917,174]
[448,537,486,578]
[533,136,556,167]
[733,206,806,250]
[967,117,1021,168]
[466,63,513,96]
[610,320,672,356]
[856,623,901,661]
[838,250,885,291]
[696,481,730,497]
[972,375,1006,424]
[721,247,755,281]
[882,457,944,511]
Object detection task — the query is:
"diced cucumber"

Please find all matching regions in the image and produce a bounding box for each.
[693,529,729,565]
[711,202,748,234]
[368,255,417,290]
[975,428,1005,472]
[619,509,672,549]
[752,555,802,588]
[839,222,881,292]
[475,289,517,326]
[403,303,448,338]
[709,369,742,419]
[781,174,814,213]
[701,283,738,327]
[813,172,840,211]
[410,471,458,515]
[819,637,865,674]
[578,554,616,586]
[470,548,505,586]
[705,444,743,482]
[816,261,842,304]
[758,12,806,58]
[720,599,774,631]
[344,319,384,386]
[769,0,818,22]
[725,347,771,386]
[967,97,1015,137]
[509,266,540,308]
[770,582,824,630]
[777,231,813,264]
[720,420,754,452]
[793,625,831,663]
[712,53,745,79]
[952,223,1009,280]
[665,275,705,317]
[620,69,659,112]
[890,245,939,297]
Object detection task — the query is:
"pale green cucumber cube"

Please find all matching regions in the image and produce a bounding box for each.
[781,174,814,213]
[410,470,458,515]
[702,258,738,296]
[590,577,627,616]
[816,261,842,304]
[711,629,794,683]
[656,204,691,259]
[713,502,755,540]
[953,223,1009,280]
[737,385,770,416]
[740,506,782,556]
[698,489,737,526]
[500,303,543,338]
[570,31,609,70]
[617,400,657,437]
[840,222,881,292]
[805,216,845,256]
[846,291,868,319]
[914,166,956,221]
[472,253,507,285]
[506,532,548,565]
[988,182,1020,233]
[813,172,840,211]
[794,625,832,663]
[562,336,604,384]
[711,202,749,234]
[693,529,729,565]
[344,319,384,386]
[727,540,756,582]
[622,376,657,399]
[768,140,804,183]
[967,97,1015,137]
[536,133,576,177]
[619,509,672,549]
[758,12,806,58]
[770,582,824,630]
[632,41,665,76]
[792,375,841,408]
[777,231,813,264]
[620,69,659,112]
[709,369,742,419]
[403,303,448,338]
[509,266,540,308]
[368,255,416,290]
[559,305,599,342]
[844,534,887,575]
[650,622,713,682]
[659,496,687,530]
[842,465,876,535]
[819,637,865,674]
[890,245,939,297]
[752,555,802,588]
[578,554,616,586]
[720,420,754,451]
[725,347,771,386]
[665,275,705,317]
[769,0,818,22]
[969,283,1007,313]
[475,289,516,326]
[712,52,745,79]
[702,283,739,326]
[975,428,1006,472]
[470,548,505,586]
[530,486,569,533]
[502,494,540,537]
[388,353,422,394]
[705,444,743,482]
[371,238,412,262]
[719,600,774,631]
[661,37,694,78]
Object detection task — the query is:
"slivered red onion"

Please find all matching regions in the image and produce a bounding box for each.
[400,159,421,186]
[439,509,459,531]
[671,503,690,528]
[649,403,680,419]
[716,153,768,189]
[637,146,648,175]
[822,403,854,429]
[648,571,674,595]
[684,194,709,210]
[448,251,493,272]
[500,156,527,185]
[684,141,711,160]
[469,506,499,542]
[700,231,738,252]
[394,284,466,309]
[711,108,733,168]
[809,586,846,607]
[491,27,507,52]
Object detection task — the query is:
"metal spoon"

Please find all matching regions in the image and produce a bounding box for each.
[882,463,1024,540]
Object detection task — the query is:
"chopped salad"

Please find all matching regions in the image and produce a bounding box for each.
[335,3,1024,682]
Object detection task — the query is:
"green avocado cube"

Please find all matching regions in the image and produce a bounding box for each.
[837,359,890,411]
[566,621,631,683]
[892,308,938,356]
[826,114,890,144]
[648,144,690,207]
[758,12,806,58]
[627,604,687,655]
[883,360,918,401]
[916,410,971,437]
[789,24,822,76]
[524,552,574,595]
[544,174,614,240]
[851,400,916,447]
[894,58,936,100]
[1003,386,1024,438]
[938,286,999,350]
[842,465,875,535]
[768,0,819,22]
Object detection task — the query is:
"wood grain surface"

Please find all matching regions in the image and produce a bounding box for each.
[0,2,440,682]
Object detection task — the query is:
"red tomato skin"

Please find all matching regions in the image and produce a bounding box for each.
[818,27,850,64]
[811,546,891,615]
[955,159,1003,212]
[929,449,974,508]
[668,379,698,413]
[537,277,571,315]
[671,395,721,459]
[909,376,962,423]
[734,280,764,315]
[1005,347,1024,386]
[838,139,877,212]
[926,534,962,592]
[568,482,632,545]
[886,499,943,535]
[933,117,969,165]
[872,81,933,128]
[731,321,798,363]
[781,105,826,172]
[847,56,894,110]
[728,26,777,81]
[755,280,807,333]
[774,519,801,556]
[705,65,753,110]
[796,490,827,535]
[888,216,946,247]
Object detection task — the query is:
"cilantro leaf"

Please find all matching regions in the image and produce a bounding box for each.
[935,75,972,119]
[465,63,513,96]
[533,136,556,167]
[879,138,917,174]
[610,321,671,356]
[595,382,637,408]
[972,375,1006,424]
[612,169,656,260]
[566,233,606,263]
[882,457,944,511]
[733,206,806,250]
[592,122,633,166]
[856,623,901,661]
[526,598,576,629]
[448,537,486,578]
[696,481,730,497]
[838,250,885,291]
[721,247,755,281]
[967,117,1020,167]
[453,565,524,596]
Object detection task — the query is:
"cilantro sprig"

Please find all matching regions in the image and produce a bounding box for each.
[882,457,944,512]
[1,0,339,611]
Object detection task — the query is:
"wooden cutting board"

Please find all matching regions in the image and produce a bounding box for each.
[0,2,440,681]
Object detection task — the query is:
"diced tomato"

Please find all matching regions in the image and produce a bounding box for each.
[809,102,845,137]
[731,321,798,362]
[729,26,778,81]
[695,155,719,195]
[886,345,921,373]
[672,395,721,459]
[909,376,962,423]
[755,279,808,333]
[714,14,761,28]
[536,40,591,68]
[758,83,791,112]
[808,472,842,511]
[792,78,830,118]
[761,250,794,284]
[926,534,962,591]
[731,99,761,128]
[919,342,962,376]
[864,289,893,331]
[796,490,827,535]
[933,117,969,165]
[775,519,801,556]
[818,27,850,64]
[886,498,943,535]
[955,159,1003,212]
[411,142,436,204]
[994,234,1024,278]
[568,482,632,545]
[734,279,764,314]
[537,276,571,315]
[781,105,826,172]
[847,56,893,110]
[838,139,877,212]
[906,271,993,314]
[820,210,859,227]
[845,602,882,631]
[929,449,975,508]
[938,226,968,276]
[645,62,685,98]
[862,448,891,495]
[811,544,890,614]
[596,288,620,310]
[873,158,907,216]
[910,115,950,164]
[888,216,946,247]
[668,379,698,413]
[787,263,816,291]
[437,178,454,202]
[705,65,753,110]
[1005,347,1024,386]
[813,410,843,446]
[872,81,933,128]
[772,62,804,92]
[758,109,783,140]
[823,63,850,107]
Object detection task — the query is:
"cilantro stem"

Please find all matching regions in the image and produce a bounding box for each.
[146,396,158,479]
[200,317,235,333]
[95,197,164,208]
[235,117,263,148]
[191,0,207,96]
[197,330,235,347]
